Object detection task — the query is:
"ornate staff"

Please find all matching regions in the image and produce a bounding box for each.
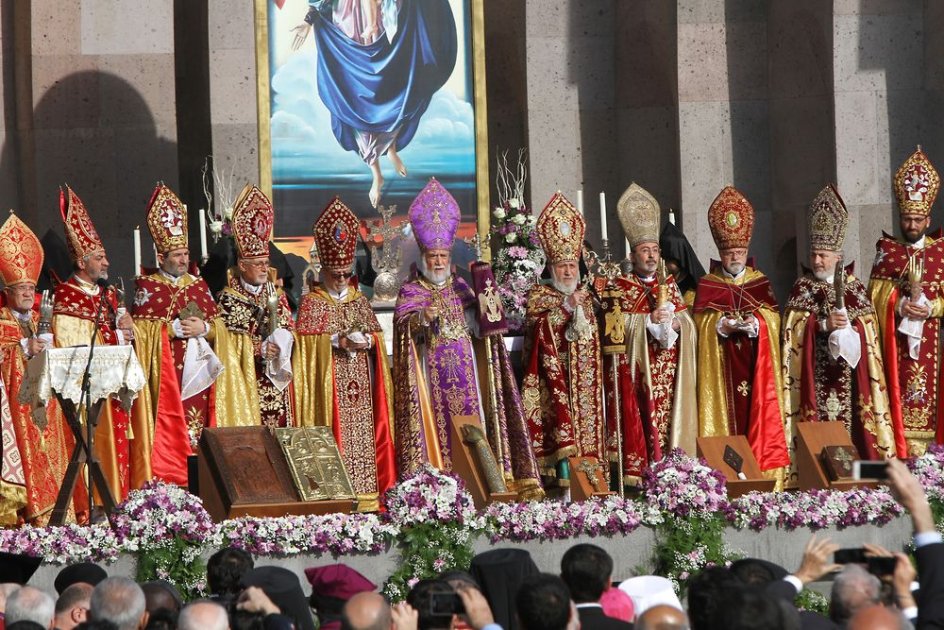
[833,254,845,311]
[466,233,508,482]
[596,237,625,496]
[266,281,279,338]
[37,290,54,336]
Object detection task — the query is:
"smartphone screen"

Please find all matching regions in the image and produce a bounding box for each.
[834,548,868,564]
[852,461,889,480]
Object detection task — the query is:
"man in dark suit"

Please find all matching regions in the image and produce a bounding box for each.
[560,544,634,629]
[886,458,944,630]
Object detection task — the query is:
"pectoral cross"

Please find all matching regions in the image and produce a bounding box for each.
[578,459,605,493]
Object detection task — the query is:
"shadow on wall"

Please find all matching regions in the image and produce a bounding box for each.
[1,71,178,285]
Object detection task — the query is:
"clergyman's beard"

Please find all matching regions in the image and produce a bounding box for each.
[812,267,833,282]
[724,261,745,276]
[419,259,449,285]
[551,275,579,295]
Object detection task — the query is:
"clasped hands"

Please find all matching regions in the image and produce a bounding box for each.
[649,305,681,331]
[901,298,931,321]
[719,315,757,336]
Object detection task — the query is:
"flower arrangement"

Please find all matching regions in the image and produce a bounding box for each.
[642,450,738,596]
[220,512,397,557]
[909,444,944,531]
[0,523,119,565]
[642,449,732,520]
[483,495,657,542]
[382,466,482,601]
[729,487,902,532]
[109,480,220,599]
[2,454,932,603]
[490,150,544,332]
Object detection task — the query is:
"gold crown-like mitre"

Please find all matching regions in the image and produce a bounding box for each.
[145,183,188,254]
[0,212,43,287]
[808,184,848,252]
[536,192,585,264]
[618,183,660,247]
[313,196,359,271]
[894,146,940,217]
[231,184,274,259]
[708,186,754,250]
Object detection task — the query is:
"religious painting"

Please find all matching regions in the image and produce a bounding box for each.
[255,0,489,272]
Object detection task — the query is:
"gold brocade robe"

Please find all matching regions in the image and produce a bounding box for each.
[215,273,295,428]
[868,233,944,456]
[0,308,72,524]
[130,272,220,485]
[782,272,901,487]
[615,274,699,459]
[693,267,789,484]
[522,284,605,480]
[293,286,396,512]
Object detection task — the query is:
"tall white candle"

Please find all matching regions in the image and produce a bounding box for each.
[625,237,631,258]
[133,227,142,276]
[153,243,159,268]
[198,207,208,259]
[599,192,608,241]
[576,189,584,216]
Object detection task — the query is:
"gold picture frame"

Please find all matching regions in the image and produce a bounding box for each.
[253,0,491,260]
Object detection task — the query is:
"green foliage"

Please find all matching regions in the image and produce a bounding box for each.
[651,513,740,598]
[794,588,829,615]
[135,535,207,601]
[382,523,476,601]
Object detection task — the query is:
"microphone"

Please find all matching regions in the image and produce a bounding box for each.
[94,277,116,317]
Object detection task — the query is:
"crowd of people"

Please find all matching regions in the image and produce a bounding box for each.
[0,458,937,630]
[0,145,940,524]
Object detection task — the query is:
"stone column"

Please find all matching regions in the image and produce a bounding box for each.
[207,0,260,191]
[27,0,178,281]
[676,0,771,283]
[523,1,617,248]
[832,0,926,275]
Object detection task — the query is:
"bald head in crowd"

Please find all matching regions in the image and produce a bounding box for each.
[636,604,690,630]
[342,592,392,630]
[847,605,909,630]
[178,600,230,630]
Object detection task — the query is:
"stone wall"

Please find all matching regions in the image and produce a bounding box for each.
[3,2,944,293]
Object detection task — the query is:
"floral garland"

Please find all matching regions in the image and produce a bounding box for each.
[729,487,903,531]
[3,453,939,601]
[483,495,658,542]
[220,513,397,557]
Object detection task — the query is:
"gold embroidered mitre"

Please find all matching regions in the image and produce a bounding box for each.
[231,184,274,259]
[0,212,43,287]
[314,196,359,271]
[146,183,188,254]
[60,185,105,263]
[894,146,940,217]
[708,186,754,250]
[808,184,848,252]
[536,192,584,264]
[617,183,660,247]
